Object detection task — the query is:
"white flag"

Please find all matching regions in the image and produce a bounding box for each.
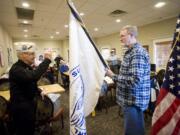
[68,0,106,134]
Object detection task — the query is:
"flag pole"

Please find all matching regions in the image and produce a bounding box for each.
[66,0,108,68]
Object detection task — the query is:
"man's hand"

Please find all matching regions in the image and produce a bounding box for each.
[44,52,52,60]
[105,68,115,78]
[40,89,47,100]
[60,59,67,65]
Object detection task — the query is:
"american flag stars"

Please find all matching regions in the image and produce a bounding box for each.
[177,46,180,51]
[177,19,180,24]
[169,57,175,63]
[168,66,174,71]
[169,75,175,80]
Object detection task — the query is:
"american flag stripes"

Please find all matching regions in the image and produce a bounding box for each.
[151,15,180,135]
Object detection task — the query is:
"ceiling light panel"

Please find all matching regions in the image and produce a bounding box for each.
[22,2,30,8]
[154,2,166,8]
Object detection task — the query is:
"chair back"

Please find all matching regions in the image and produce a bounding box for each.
[37,77,51,86]
[156,69,165,87]
[35,95,54,126]
[0,96,8,120]
[0,79,9,91]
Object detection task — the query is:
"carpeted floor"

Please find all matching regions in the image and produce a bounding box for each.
[51,90,152,135]
[0,79,152,135]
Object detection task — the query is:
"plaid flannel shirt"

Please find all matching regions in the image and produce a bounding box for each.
[113,43,150,111]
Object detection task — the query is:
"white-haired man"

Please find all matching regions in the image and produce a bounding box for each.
[9,44,51,135]
[106,25,150,135]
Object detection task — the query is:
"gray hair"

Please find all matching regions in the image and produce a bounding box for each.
[16,51,23,59]
[122,25,138,37]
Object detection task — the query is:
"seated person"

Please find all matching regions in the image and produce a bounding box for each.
[54,55,69,88]
[100,76,114,96]
[107,50,121,74]
[59,65,69,89]
[149,75,160,114]
[100,81,108,97]
[108,49,118,65]
[43,66,55,84]
[54,55,66,69]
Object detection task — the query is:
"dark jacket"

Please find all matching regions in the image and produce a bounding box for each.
[54,56,63,68]
[9,58,51,135]
[9,58,51,102]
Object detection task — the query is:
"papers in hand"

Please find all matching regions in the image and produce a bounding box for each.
[104,76,114,84]
[47,93,61,103]
[0,73,9,79]
[47,93,61,114]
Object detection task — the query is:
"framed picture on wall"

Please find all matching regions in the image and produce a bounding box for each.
[0,46,5,67]
[43,47,60,60]
[101,47,110,60]
[7,47,13,66]
[143,45,149,53]
[153,38,173,70]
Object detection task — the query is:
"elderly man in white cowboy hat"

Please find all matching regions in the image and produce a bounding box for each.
[9,44,52,135]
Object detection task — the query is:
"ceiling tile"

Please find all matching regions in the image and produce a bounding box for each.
[0,0,179,40]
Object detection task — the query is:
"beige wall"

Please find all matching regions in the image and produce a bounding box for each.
[138,17,176,63]
[61,39,69,62]
[0,17,177,75]
[60,17,176,63]
[0,25,13,75]
[96,17,176,63]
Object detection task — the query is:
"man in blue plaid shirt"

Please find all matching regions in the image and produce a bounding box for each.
[106,25,150,135]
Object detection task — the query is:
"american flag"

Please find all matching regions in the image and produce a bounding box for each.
[151,15,180,135]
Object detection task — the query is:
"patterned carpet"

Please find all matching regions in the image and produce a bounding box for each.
[51,90,152,135]
[0,79,152,135]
